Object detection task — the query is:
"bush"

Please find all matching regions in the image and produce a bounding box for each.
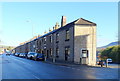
[100,45,120,63]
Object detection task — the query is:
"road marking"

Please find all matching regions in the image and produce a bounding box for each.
[32,74,40,79]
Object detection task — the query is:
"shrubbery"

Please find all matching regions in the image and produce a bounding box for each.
[100,45,120,63]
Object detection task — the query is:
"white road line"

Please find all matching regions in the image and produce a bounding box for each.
[32,74,40,79]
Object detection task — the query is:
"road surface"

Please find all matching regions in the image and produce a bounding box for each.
[0,54,119,80]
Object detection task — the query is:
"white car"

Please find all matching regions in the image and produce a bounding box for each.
[107,58,112,63]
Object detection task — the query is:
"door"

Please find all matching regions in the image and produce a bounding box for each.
[65,47,69,61]
[81,49,88,64]
[46,50,49,58]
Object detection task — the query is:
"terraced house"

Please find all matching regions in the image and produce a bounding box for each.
[14,16,97,66]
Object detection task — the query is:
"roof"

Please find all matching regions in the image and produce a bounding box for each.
[73,18,96,26]
[20,18,96,45]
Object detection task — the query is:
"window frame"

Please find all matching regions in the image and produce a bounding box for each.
[56,47,59,58]
[65,29,70,41]
[49,35,52,43]
[56,33,59,43]
[65,46,70,55]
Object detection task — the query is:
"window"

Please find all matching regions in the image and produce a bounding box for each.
[41,38,44,43]
[37,40,39,46]
[66,30,70,40]
[39,39,41,46]
[82,50,88,58]
[56,47,59,58]
[56,33,59,43]
[65,47,70,55]
[44,37,46,44]
[50,35,52,43]
[50,48,52,56]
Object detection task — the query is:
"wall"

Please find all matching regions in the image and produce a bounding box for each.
[74,25,96,66]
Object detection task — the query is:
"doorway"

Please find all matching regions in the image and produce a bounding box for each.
[81,49,89,64]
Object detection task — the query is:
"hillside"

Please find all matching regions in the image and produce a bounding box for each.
[97,41,119,49]
[0,45,15,53]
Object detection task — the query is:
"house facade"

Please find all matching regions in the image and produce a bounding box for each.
[14,16,96,66]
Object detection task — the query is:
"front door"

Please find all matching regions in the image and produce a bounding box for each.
[46,50,49,58]
[81,50,88,64]
[65,48,69,61]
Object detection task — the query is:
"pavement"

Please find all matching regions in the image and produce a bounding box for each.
[44,58,120,68]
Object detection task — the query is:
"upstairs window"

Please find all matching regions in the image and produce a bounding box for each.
[66,30,70,41]
[44,37,46,44]
[39,39,41,46]
[56,33,59,43]
[50,35,52,43]
[41,38,44,43]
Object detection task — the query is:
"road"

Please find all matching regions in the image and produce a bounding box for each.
[0,54,119,80]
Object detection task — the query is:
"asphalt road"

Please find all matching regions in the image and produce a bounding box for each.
[0,54,119,80]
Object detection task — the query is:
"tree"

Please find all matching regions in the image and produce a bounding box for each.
[100,45,120,63]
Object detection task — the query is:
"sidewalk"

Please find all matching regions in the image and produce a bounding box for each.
[43,59,120,68]
[43,59,88,67]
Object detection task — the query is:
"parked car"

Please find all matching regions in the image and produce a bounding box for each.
[107,58,112,63]
[6,53,11,56]
[14,53,20,57]
[33,53,44,61]
[97,60,105,65]
[19,53,26,58]
[27,52,36,59]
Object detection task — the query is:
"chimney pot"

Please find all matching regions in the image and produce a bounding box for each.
[61,16,66,27]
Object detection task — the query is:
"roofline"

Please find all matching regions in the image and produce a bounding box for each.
[17,17,96,47]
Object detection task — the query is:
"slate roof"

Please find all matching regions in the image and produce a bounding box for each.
[73,18,96,26]
[24,18,96,44]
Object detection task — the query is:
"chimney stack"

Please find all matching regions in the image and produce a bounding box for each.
[44,30,47,34]
[49,28,52,32]
[61,16,66,27]
[55,22,59,29]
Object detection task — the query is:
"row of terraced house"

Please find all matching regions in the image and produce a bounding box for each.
[13,16,97,66]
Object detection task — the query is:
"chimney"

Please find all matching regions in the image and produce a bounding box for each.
[44,30,47,34]
[61,16,66,27]
[49,28,52,32]
[55,22,59,29]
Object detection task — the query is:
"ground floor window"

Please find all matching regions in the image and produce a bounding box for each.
[65,46,70,61]
[56,47,59,58]
[82,50,88,58]
[50,48,52,57]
